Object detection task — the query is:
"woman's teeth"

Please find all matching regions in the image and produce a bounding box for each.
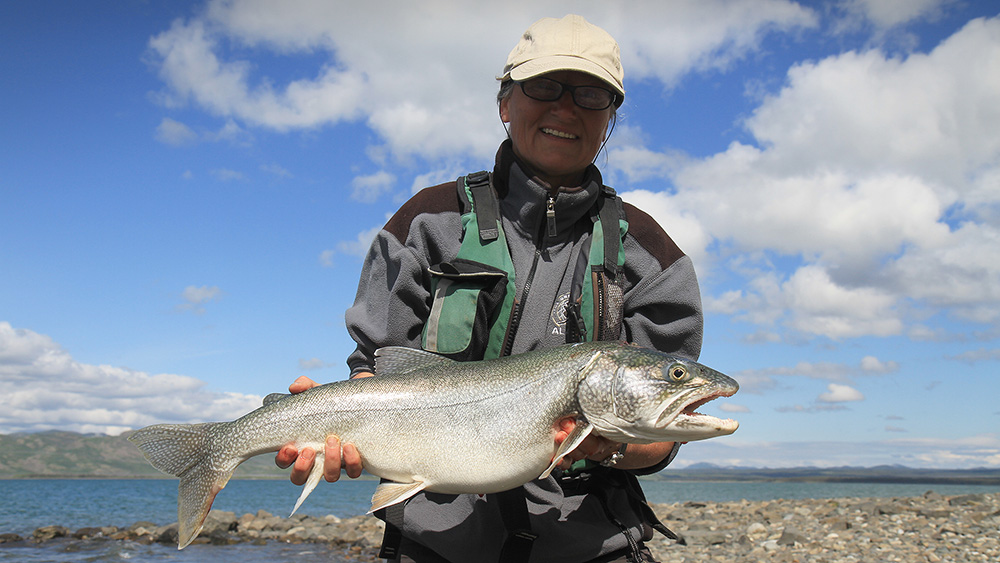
[542,128,577,139]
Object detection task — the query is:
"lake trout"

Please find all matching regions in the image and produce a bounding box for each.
[129,341,739,548]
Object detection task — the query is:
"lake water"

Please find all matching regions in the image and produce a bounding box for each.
[2,478,997,562]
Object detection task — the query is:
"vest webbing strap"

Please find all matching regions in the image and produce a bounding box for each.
[466,171,499,242]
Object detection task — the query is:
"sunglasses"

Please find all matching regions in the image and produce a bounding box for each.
[518,77,618,111]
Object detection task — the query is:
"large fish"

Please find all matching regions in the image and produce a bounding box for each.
[129,341,739,548]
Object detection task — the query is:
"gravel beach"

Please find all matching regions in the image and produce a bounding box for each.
[4,491,997,562]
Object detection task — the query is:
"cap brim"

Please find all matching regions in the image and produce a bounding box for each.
[506,55,625,99]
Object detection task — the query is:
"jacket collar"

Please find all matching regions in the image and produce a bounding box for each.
[492,140,603,239]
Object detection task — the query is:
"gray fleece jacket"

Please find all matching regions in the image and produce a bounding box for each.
[344,141,703,562]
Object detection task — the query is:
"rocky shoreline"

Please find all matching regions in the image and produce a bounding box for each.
[2,491,997,562]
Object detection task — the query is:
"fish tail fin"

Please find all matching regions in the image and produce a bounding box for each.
[129,423,237,549]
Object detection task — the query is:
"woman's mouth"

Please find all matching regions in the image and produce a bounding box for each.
[541,127,578,139]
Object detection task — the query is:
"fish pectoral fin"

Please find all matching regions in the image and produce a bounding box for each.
[369,480,427,513]
[539,418,594,480]
[289,451,326,517]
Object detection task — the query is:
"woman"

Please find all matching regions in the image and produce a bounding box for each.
[278,15,703,563]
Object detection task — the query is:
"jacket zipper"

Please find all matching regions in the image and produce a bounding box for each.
[500,194,556,357]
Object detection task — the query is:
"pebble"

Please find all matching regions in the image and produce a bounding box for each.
[1,492,997,563]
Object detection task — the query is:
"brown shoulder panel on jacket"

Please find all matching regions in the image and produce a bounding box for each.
[623,202,686,270]
[383,181,462,244]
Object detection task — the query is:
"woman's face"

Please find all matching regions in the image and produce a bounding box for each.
[500,70,614,188]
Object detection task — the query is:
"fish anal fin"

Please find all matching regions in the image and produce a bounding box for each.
[539,418,593,480]
[369,480,427,513]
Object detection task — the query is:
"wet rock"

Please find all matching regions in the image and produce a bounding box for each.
[33,525,70,541]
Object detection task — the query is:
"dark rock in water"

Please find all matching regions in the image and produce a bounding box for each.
[0,533,24,544]
[72,526,107,540]
[33,525,70,541]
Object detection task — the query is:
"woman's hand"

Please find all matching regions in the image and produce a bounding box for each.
[274,374,370,483]
[552,417,676,471]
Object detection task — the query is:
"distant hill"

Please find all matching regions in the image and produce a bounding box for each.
[0,430,288,479]
[2,431,998,484]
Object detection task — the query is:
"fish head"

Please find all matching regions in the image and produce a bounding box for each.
[576,344,739,444]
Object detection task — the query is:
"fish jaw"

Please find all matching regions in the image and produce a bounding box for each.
[653,387,739,441]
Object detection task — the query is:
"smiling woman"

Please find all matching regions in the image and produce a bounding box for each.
[275,13,705,563]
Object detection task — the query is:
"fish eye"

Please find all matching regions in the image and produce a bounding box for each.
[666,364,688,381]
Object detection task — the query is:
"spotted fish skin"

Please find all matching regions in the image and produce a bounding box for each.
[128,341,739,548]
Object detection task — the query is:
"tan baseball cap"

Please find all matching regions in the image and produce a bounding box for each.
[501,14,625,103]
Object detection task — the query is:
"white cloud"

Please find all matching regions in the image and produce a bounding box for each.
[672,433,1000,468]
[734,355,897,394]
[146,0,817,163]
[646,16,1000,341]
[351,170,397,203]
[177,285,223,314]
[0,322,260,435]
[835,0,955,31]
[818,383,865,403]
[860,355,899,373]
[155,117,197,145]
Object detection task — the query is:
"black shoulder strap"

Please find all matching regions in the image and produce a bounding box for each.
[494,488,537,562]
[462,170,500,242]
[375,495,406,559]
[598,185,623,276]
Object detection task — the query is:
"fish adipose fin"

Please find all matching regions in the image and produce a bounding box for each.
[539,418,593,479]
[369,480,428,513]
[128,422,236,549]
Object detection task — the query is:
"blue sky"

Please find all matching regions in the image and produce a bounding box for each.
[2,0,998,469]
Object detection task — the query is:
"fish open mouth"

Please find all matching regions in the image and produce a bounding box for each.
[656,387,739,436]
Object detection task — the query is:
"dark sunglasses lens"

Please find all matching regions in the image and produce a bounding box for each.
[521,79,614,110]
[522,79,562,101]
[574,87,614,110]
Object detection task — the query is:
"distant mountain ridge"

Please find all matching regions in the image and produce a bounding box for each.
[0,430,287,479]
[2,431,998,484]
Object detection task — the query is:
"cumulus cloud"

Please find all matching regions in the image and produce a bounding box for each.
[145,0,817,164]
[623,16,1000,341]
[818,383,865,403]
[142,2,1000,345]
[0,322,260,435]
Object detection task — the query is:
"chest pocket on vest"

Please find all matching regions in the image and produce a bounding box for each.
[422,258,508,361]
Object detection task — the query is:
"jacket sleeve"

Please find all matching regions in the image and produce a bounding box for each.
[619,203,704,362]
[344,183,465,376]
[345,229,433,377]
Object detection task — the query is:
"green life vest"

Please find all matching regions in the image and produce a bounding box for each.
[421,171,628,361]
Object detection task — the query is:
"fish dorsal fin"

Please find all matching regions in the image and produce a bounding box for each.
[374,346,455,376]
